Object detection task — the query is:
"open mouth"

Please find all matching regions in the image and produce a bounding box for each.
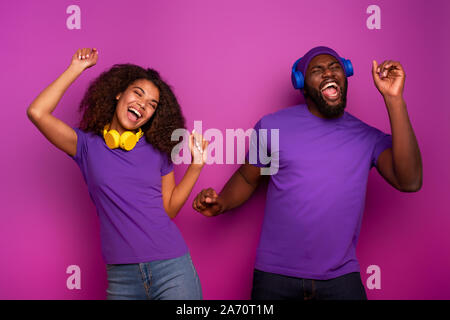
[320,81,340,101]
[127,106,142,122]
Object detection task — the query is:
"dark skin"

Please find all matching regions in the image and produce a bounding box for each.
[193,54,422,217]
[303,55,347,118]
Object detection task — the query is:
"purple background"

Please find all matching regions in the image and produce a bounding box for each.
[1,0,449,299]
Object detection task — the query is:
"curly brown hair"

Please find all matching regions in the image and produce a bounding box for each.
[78,64,185,156]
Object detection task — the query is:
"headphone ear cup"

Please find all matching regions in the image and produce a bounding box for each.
[120,131,138,151]
[104,129,120,149]
[341,58,354,77]
[291,70,305,89]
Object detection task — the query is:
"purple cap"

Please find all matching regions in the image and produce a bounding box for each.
[296,46,344,76]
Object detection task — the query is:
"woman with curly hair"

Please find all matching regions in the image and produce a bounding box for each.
[27,48,207,300]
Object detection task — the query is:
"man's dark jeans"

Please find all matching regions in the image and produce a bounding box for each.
[251,269,367,300]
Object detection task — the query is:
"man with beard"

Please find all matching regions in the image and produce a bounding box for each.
[192,46,422,300]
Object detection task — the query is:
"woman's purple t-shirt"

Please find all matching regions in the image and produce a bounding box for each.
[69,128,188,264]
[249,105,392,280]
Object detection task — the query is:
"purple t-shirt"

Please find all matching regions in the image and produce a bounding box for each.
[69,128,188,264]
[248,104,392,280]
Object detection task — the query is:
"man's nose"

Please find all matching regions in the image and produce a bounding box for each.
[322,67,333,78]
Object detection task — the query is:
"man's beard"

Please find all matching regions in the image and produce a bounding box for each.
[304,78,348,118]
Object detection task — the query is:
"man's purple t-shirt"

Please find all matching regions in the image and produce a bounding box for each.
[69,128,188,264]
[248,104,392,280]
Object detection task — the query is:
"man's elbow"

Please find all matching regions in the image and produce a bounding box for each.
[398,178,422,193]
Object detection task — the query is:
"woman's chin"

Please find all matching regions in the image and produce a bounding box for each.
[118,117,139,130]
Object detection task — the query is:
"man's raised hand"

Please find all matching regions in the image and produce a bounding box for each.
[372,60,405,99]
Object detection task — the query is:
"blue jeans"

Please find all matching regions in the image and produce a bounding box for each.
[106,252,202,300]
[251,269,367,300]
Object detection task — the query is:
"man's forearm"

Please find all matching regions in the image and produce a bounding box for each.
[385,96,422,189]
[218,168,259,213]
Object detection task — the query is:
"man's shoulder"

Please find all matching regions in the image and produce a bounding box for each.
[345,111,376,130]
[258,104,305,128]
[344,112,389,137]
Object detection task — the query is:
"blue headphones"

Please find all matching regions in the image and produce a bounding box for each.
[291,57,354,90]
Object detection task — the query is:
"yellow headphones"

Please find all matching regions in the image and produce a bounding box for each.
[103,124,144,151]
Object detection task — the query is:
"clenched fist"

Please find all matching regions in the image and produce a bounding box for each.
[192,188,224,217]
[70,48,98,72]
[372,60,405,99]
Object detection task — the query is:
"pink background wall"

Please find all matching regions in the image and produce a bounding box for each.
[1,0,449,299]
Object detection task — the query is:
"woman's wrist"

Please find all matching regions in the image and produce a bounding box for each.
[66,64,85,77]
[188,162,205,172]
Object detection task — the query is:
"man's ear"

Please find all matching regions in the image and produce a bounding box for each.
[302,85,309,98]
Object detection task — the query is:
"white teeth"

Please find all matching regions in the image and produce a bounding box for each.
[128,107,141,118]
[321,82,338,91]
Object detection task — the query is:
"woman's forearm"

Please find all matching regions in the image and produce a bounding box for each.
[27,65,83,119]
[167,164,203,218]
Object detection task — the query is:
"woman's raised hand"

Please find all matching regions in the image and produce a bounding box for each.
[189,130,208,166]
[70,48,98,72]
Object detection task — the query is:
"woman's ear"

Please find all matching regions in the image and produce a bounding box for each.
[116,93,121,100]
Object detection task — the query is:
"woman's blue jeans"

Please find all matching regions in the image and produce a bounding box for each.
[106,252,202,300]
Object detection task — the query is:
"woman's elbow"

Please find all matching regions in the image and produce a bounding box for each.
[27,105,42,122]
[164,206,179,219]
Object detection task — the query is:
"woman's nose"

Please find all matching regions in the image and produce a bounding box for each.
[136,101,145,110]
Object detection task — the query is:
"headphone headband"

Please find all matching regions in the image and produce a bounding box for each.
[291,55,354,90]
[103,124,143,151]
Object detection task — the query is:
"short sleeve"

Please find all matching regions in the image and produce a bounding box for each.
[69,127,89,166]
[245,119,271,168]
[371,129,392,168]
[161,153,174,176]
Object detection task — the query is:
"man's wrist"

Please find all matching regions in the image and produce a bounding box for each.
[215,195,227,215]
[383,94,405,108]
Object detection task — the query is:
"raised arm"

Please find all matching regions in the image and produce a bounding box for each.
[372,60,422,192]
[192,162,263,217]
[27,48,98,157]
[162,132,209,218]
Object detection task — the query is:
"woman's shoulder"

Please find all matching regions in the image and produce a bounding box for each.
[74,127,102,140]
